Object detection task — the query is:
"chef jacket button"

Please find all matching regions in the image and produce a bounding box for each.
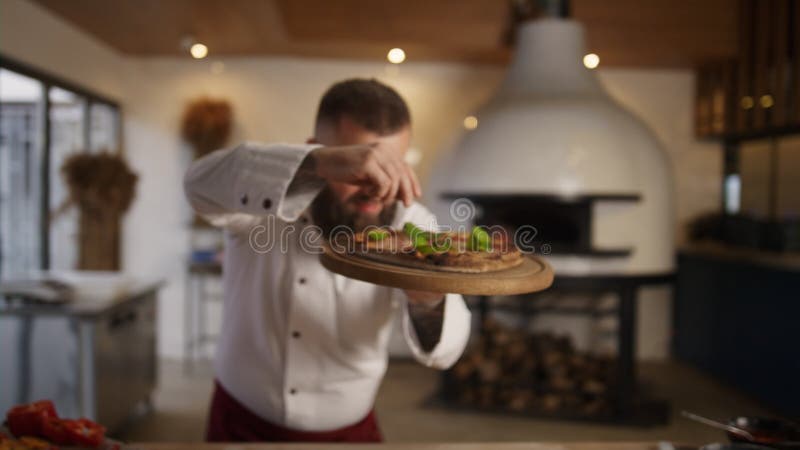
[289,388,297,395]
[262,198,272,209]
[292,331,301,338]
[240,194,248,205]
[298,277,306,284]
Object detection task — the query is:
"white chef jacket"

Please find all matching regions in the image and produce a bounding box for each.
[183,142,471,431]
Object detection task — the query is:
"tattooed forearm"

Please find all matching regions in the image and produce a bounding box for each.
[408,298,445,352]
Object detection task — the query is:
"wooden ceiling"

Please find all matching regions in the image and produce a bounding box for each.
[32,0,737,67]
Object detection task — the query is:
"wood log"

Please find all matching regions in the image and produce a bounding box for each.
[447,328,617,417]
[451,359,476,381]
[581,378,608,396]
[540,394,562,412]
[506,390,533,412]
[581,399,608,416]
[549,375,577,392]
[477,385,495,408]
[478,360,502,383]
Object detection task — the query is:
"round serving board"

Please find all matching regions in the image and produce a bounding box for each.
[319,243,554,295]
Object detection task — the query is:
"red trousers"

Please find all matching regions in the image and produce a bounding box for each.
[205,380,383,443]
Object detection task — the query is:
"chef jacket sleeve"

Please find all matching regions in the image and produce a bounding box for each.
[183,142,324,230]
[400,291,472,369]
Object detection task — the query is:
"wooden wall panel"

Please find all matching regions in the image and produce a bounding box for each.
[793,0,800,122]
[695,0,800,138]
[696,68,712,137]
[752,0,771,130]
[771,0,789,126]
[696,61,738,138]
[736,0,756,133]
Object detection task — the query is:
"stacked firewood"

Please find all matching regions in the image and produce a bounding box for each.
[443,320,615,417]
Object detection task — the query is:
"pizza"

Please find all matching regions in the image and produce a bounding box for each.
[331,222,524,273]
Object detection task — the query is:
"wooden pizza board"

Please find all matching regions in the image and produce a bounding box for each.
[320,244,554,295]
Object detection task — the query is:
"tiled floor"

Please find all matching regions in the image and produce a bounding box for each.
[119,359,775,445]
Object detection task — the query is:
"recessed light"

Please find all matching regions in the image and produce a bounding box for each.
[583,53,600,69]
[190,43,208,59]
[387,48,406,64]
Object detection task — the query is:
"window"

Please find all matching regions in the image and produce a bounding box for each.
[89,102,119,153]
[0,69,44,277]
[49,87,86,271]
[0,55,121,277]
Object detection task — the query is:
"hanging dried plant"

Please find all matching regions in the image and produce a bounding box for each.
[181,97,233,158]
[60,151,138,270]
[61,152,138,214]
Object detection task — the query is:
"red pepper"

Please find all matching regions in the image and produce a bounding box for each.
[67,418,105,448]
[5,400,58,438]
[43,418,105,448]
[40,418,70,446]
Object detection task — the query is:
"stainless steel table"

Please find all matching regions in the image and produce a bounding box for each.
[0,272,163,433]
[183,260,222,374]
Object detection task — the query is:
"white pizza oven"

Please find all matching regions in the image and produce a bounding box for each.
[425,10,677,421]
[432,17,674,277]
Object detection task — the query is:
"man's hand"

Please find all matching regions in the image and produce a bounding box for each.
[309,145,422,207]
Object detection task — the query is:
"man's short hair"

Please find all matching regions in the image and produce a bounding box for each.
[315,78,411,135]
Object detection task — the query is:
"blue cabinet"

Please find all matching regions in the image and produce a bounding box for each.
[673,245,800,417]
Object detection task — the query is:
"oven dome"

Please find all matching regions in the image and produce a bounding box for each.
[431,18,674,274]
[443,19,669,196]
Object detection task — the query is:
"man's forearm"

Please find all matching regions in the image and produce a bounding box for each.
[408,298,445,352]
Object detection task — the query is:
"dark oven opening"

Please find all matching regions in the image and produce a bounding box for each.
[441,193,639,257]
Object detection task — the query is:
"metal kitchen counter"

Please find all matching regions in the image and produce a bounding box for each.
[680,241,800,272]
[0,273,164,317]
[0,272,163,434]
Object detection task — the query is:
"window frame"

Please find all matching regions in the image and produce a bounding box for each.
[0,53,121,270]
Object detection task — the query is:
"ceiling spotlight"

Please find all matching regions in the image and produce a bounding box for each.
[387,48,406,64]
[190,43,208,59]
[583,53,600,69]
[463,115,478,130]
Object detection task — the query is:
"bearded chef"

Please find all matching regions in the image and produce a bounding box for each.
[184,78,472,442]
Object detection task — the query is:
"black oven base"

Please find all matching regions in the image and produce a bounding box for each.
[434,273,674,426]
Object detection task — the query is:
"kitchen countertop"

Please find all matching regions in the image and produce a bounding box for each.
[128,443,691,450]
[680,240,800,272]
[0,271,164,317]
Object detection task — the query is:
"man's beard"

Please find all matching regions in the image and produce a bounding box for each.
[310,187,396,237]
